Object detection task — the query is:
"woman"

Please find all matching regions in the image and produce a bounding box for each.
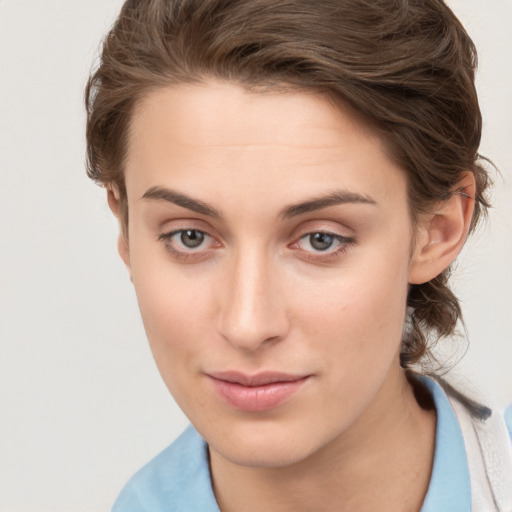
[85,0,512,510]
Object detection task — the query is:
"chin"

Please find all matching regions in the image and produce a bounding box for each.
[215,443,316,469]
[204,419,329,469]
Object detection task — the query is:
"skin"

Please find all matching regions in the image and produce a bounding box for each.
[110,82,475,512]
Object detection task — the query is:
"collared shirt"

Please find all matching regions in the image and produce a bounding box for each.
[112,379,511,512]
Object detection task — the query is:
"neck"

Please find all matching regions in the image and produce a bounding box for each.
[209,369,436,512]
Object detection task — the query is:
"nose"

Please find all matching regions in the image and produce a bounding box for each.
[216,247,289,351]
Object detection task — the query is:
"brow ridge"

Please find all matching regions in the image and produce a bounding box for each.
[142,186,376,220]
[280,191,378,218]
[142,186,221,218]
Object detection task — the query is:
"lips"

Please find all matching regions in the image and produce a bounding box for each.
[207,371,310,412]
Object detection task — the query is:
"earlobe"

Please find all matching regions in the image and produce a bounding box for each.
[409,172,476,285]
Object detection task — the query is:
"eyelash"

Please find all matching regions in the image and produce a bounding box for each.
[158,229,218,261]
[158,228,355,262]
[292,231,355,262]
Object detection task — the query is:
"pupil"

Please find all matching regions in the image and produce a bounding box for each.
[310,233,333,251]
[181,230,204,248]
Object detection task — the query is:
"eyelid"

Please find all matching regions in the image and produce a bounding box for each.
[156,221,355,263]
[288,226,356,262]
[293,231,353,250]
[291,221,354,244]
[158,228,210,242]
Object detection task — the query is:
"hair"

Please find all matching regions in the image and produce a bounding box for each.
[85,0,491,370]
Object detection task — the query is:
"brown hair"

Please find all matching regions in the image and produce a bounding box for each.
[85,0,491,369]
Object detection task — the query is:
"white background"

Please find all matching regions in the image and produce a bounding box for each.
[0,1,510,511]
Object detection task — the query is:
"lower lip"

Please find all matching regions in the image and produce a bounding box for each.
[209,376,309,412]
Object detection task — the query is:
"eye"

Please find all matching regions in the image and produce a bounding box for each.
[177,229,206,249]
[158,228,219,259]
[290,230,356,262]
[305,232,337,251]
[299,232,348,252]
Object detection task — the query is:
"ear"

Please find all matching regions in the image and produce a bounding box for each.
[107,185,132,280]
[409,172,476,285]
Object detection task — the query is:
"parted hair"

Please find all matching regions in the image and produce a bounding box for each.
[85,0,491,369]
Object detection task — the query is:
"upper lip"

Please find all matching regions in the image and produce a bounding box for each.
[207,371,309,387]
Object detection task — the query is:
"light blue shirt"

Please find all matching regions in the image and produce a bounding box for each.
[112,379,510,511]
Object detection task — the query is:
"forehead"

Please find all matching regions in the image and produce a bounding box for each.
[125,82,406,210]
[130,81,380,150]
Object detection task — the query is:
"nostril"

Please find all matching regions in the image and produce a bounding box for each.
[217,308,288,351]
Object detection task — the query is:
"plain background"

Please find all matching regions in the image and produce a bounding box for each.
[0,1,510,510]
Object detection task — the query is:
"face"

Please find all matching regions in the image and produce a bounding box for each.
[121,82,416,468]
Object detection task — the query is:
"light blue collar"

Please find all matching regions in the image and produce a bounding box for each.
[112,425,220,512]
[419,376,471,511]
[113,377,472,511]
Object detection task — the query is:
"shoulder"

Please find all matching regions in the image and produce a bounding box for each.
[112,425,219,512]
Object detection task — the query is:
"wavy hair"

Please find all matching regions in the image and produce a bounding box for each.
[85,0,491,369]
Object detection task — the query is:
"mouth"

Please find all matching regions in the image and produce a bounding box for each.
[206,371,311,412]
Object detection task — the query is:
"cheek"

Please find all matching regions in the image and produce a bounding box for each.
[130,247,215,377]
[287,264,409,429]
[134,276,216,416]
[291,245,410,370]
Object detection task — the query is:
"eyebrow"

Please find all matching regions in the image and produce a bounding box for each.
[141,186,377,219]
[142,186,221,218]
[280,190,377,218]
